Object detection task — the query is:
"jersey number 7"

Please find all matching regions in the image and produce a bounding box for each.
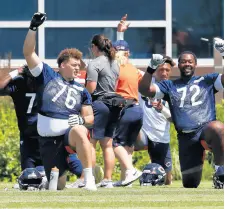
[25,93,36,113]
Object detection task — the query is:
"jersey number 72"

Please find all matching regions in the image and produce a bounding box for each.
[177,85,203,107]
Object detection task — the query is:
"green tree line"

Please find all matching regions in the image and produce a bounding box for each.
[0,97,223,182]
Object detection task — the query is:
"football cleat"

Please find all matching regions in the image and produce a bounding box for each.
[213,166,224,189]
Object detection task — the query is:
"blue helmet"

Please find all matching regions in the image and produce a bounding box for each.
[35,166,46,177]
[139,163,166,186]
[213,166,224,189]
[18,168,43,190]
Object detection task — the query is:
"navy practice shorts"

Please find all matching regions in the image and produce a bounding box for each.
[91,100,121,140]
[113,104,143,147]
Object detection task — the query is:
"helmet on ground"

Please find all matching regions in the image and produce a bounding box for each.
[18,168,43,190]
[139,163,166,186]
[36,166,46,177]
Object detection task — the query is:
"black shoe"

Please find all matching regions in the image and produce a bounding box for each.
[213,166,224,189]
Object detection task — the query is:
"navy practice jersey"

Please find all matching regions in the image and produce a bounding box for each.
[156,73,220,132]
[0,75,38,137]
[36,63,92,119]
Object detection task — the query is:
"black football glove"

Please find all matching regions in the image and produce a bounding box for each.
[29,12,47,31]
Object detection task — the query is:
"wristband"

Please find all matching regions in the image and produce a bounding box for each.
[29,25,37,31]
[9,69,19,79]
[117,32,124,41]
[161,106,171,119]
[146,66,156,74]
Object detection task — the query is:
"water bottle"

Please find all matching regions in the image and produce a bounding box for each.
[48,167,59,190]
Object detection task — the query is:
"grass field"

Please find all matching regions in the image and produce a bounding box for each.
[0,181,223,209]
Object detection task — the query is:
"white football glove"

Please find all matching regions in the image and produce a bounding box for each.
[214,37,224,56]
[149,54,166,70]
[68,114,85,127]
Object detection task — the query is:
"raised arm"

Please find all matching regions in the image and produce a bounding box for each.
[214,37,224,58]
[213,37,224,87]
[0,69,14,89]
[23,12,46,70]
[117,14,130,41]
[0,67,23,89]
[138,54,166,97]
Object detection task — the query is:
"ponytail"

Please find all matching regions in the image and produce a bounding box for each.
[91,34,116,62]
[103,38,116,62]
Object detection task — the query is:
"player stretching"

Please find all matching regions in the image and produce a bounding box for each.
[139,52,224,188]
[23,12,96,190]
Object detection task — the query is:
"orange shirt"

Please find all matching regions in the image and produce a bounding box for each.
[116,63,143,101]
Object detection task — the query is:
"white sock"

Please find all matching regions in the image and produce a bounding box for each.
[92,167,95,175]
[83,168,93,182]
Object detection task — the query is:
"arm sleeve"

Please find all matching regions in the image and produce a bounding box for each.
[29,62,44,77]
[86,62,99,82]
[117,32,124,40]
[214,74,223,92]
[204,73,223,93]
[161,102,171,119]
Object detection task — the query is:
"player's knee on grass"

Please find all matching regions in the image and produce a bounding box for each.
[182,171,202,188]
